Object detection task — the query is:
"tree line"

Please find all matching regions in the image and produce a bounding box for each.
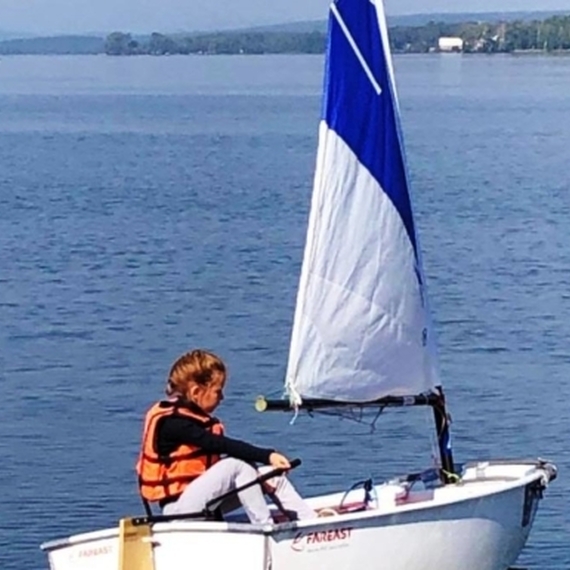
[390,15,570,52]
[104,31,325,56]
[104,16,570,56]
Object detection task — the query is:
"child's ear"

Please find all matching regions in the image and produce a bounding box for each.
[188,383,201,399]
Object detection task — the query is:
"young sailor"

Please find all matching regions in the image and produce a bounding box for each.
[136,349,315,524]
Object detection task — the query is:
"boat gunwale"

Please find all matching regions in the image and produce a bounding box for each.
[41,459,553,552]
[269,463,552,531]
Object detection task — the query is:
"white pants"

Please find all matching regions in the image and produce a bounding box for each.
[163,457,315,524]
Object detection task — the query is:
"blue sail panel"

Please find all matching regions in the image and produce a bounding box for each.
[323,0,418,256]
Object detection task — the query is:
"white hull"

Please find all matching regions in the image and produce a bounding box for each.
[42,460,555,570]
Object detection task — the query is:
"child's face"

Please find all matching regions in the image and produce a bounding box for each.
[188,371,226,414]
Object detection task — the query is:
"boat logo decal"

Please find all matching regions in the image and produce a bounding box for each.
[291,527,353,552]
[68,544,114,560]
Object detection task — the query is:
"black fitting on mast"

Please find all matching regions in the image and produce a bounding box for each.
[431,387,455,483]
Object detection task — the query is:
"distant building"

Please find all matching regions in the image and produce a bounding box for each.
[438,37,464,52]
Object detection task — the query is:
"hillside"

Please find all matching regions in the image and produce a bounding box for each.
[241,10,568,33]
[0,35,104,55]
[389,10,568,26]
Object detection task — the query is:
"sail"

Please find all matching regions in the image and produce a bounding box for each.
[285,0,439,405]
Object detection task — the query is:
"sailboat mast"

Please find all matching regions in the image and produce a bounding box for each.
[432,387,455,481]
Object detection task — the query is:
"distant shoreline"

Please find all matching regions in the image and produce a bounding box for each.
[2,51,570,57]
[1,13,569,56]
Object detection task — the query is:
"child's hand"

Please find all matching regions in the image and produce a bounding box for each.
[269,452,291,470]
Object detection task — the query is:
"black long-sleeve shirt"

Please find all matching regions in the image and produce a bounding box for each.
[156,402,274,465]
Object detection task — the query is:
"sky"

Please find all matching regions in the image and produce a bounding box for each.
[1,0,569,35]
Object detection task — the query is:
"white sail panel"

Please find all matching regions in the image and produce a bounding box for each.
[286,124,438,403]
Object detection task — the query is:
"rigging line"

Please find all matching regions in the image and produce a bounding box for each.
[425,403,442,468]
[330,3,383,96]
[370,405,385,433]
[306,405,387,430]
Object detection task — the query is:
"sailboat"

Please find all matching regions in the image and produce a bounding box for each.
[41,1,556,569]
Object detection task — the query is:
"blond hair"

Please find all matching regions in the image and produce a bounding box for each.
[166,349,226,397]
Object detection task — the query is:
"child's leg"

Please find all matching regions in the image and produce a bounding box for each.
[164,457,272,524]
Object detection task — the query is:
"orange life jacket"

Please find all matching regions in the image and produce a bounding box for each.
[136,400,225,502]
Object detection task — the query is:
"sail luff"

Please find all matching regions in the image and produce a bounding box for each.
[285,121,332,406]
[285,0,439,405]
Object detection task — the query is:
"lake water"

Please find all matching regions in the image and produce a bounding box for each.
[0,53,569,569]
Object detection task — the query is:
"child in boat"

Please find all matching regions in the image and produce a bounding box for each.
[136,349,315,524]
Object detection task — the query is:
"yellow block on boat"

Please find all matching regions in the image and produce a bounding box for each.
[118,518,155,570]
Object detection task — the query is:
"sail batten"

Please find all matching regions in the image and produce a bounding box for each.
[285,0,439,405]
